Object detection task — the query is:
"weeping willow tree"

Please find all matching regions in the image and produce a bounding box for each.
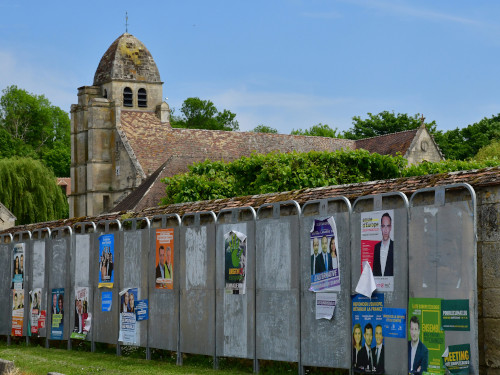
[0,158,68,225]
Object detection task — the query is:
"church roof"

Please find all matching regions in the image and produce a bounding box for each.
[354,129,419,157]
[93,33,161,86]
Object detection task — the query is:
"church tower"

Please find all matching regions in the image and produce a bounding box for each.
[69,33,170,217]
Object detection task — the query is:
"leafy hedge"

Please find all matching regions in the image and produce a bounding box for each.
[160,150,500,205]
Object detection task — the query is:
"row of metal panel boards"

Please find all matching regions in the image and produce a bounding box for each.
[0,184,478,374]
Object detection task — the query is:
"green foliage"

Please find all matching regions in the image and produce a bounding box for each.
[403,159,500,177]
[170,97,239,131]
[161,150,407,204]
[474,140,500,161]
[291,123,342,138]
[251,124,278,133]
[343,111,436,140]
[0,85,71,176]
[433,115,500,160]
[0,158,68,224]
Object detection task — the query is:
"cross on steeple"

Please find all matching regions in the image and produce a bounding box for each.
[125,12,129,33]
[420,114,425,126]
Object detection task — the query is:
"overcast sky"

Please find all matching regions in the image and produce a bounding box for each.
[1,1,500,133]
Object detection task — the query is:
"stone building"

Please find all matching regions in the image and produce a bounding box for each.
[70,33,443,217]
[0,202,16,230]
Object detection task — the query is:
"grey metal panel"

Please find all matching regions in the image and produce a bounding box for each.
[409,184,478,373]
[300,197,351,369]
[351,193,409,375]
[48,227,72,341]
[256,201,301,362]
[0,234,13,335]
[179,212,217,356]
[148,214,181,351]
[119,217,150,347]
[215,206,256,359]
[93,220,121,345]
[30,228,50,338]
[71,222,95,342]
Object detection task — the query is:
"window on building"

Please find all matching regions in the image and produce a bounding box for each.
[103,195,110,212]
[103,89,107,98]
[138,88,147,107]
[123,87,133,107]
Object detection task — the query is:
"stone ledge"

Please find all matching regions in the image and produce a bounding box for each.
[0,359,14,374]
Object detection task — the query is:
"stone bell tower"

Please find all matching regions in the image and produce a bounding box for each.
[69,33,170,218]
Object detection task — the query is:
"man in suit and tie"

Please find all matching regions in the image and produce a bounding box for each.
[373,212,394,276]
[316,235,332,273]
[408,316,428,374]
[357,323,375,371]
[311,238,322,275]
[372,324,385,373]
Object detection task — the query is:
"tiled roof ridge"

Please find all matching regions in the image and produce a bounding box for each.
[354,128,419,142]
[2,166,498,235]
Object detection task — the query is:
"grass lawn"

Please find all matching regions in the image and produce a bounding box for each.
[0,338,347,375]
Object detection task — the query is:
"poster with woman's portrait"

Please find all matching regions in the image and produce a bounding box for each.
[71,287,91,340]
[310,217,341,292]
[119,287,138,345]
[155,229,174,289]
[98,234,115,288]
[11,288,24,336]
[29,288,46,336]
[224,230,247,294]
[12,243,24,289]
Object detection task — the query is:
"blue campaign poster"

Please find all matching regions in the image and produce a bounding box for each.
[98,234,115,288]
[102,291,112,312]
[383,307,406,339]
[135,299,148,321]
[50,288,64,340]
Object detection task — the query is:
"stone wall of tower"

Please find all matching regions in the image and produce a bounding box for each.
[70,86,144,217]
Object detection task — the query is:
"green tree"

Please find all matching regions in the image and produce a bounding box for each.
[473,140,500,161]
[0,158,68,224]
[251,125,278,133]
[343,111,436,140]
[291,123,341,138]
[170,97,239,131]
[433,115,500,160]
[0,85,71,176]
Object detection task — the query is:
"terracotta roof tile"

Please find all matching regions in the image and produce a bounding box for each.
[355,129,419,156]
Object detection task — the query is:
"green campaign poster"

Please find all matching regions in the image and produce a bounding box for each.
[441,299,470,331]
[408,298,446,374]
[442,344,470,374]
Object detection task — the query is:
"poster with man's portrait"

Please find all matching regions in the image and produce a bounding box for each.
[155,229,174,289]
[361,210,395,292]
[224,230,247,294]
[12,243,25,289]
[71,286,91,340]
[50,288,64,340]
[310,217,341,292]
[98,234,115,288]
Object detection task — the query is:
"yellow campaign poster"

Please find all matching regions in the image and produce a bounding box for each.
[155,229,174,289]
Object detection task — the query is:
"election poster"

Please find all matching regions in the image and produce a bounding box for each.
[29,288,45,336]
[11,288,24,336]
[98,234,115,288]
[50,288,64,340]
[315,292,337,320]
[382,307,406,339]
[360,210,394,292]
[442,344,470,374]
[408,298,446,374]
[441,299,470,331]
[71,287,91,340]
[155,228,174,289]
[119,288,138,344]
[224,230,247,294]
[310,217,341,292]
[352,293,385,373]
[12,243,24,289]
